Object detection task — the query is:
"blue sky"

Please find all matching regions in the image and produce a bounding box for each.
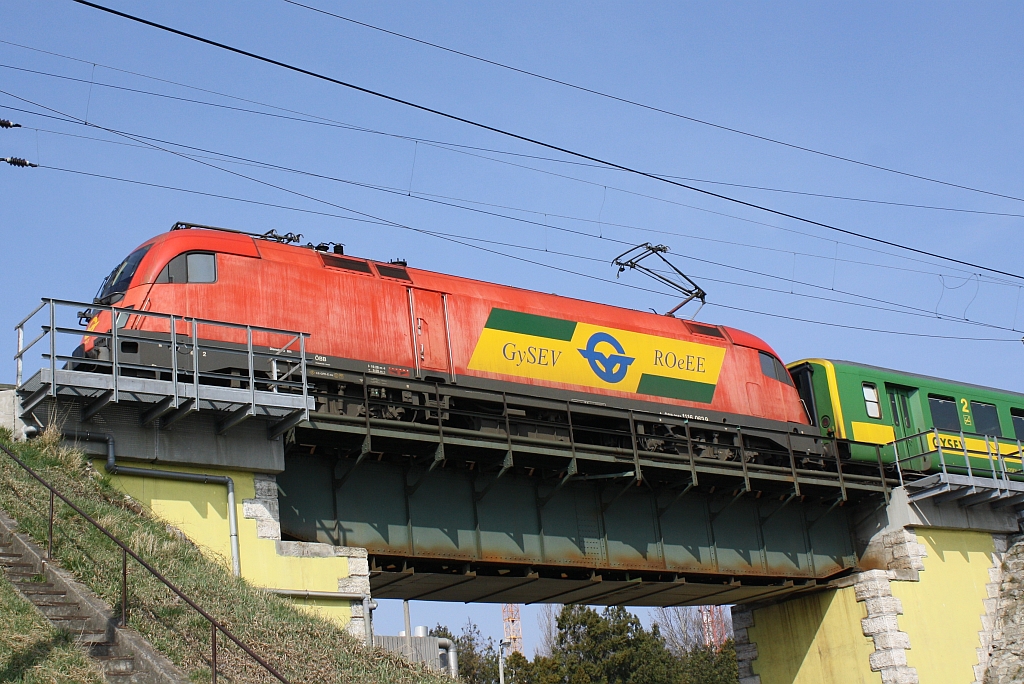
[3,0,1023,655]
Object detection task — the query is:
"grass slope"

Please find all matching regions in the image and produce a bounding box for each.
[0,427,447,684]
[0,572,105,683]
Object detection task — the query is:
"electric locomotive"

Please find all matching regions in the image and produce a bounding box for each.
[77,223,823,469]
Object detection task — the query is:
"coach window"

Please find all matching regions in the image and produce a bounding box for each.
[862,383,882,419]
[928,395,961,432]
[155,252,217,284]
[1012,409,1024,440]
[971,401,1002,438]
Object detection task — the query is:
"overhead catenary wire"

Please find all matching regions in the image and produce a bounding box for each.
[6,90,1018,341]
[6,96,1003,289]
[4,86,1019,341]
[3,54,1023,221]
[5,100,1006,287]
[63,0,1024,283]
[2,55,1017,290]
[278,0,1024,207]
[5,86,1019,337]
[5,99,1015,332]
[31,163,1022,344]
[26,135,1014,332]
[413,137,1014,282]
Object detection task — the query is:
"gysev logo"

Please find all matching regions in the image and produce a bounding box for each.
[468,308,727,403]
[578,332,635,383]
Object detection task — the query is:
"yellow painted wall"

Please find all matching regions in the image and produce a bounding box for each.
[890,528,995,684]
[748,587,879,684]
[94,460,355,627]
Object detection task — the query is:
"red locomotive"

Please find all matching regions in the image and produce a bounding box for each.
[80,224,808,434]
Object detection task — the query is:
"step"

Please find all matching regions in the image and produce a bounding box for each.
[48,615,91,626]
[32,600,80,608]
[75,630,110,645]
[37,602,84,616]
[0,560,37,569]
[13,580,56,588]
[15,586,65,596]
[96,656,135,674]
[0,552,22,558]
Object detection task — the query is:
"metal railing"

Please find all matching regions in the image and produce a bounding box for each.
[15,298,310,422]
[309,373,899,502]
[893,427,1024,488]
[0,440,290,683]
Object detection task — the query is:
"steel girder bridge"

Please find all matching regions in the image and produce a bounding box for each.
[15,299,903,607]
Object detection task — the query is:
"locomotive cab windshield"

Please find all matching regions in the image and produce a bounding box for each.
[94,245,151,305]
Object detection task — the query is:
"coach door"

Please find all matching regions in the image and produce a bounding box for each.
[887,385,924,467]
[408,288,454,381]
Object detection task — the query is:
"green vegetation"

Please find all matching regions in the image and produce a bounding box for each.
[434,605,738,684]
[0,427,447,684]
[0,572,104,683]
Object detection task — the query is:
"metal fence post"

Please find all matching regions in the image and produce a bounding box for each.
[985,436,999,487]
[47,490,54,560]
[959,431,973,482]
[786,432,801,497]
[48,300,56,397]
[110,306,119,403]
[170,314,179,408]
[16,320,24,387]
[894,438,905,487]
[874,445,888,505]
[683,420,698,487]
[121,547,128,626]
[934,429,947,476]
[831,436,847,501]
[191,319,200,412]
[247,327,256,415]
[299,334,309,421]
[211,623,218,684]
[737,427,751,492]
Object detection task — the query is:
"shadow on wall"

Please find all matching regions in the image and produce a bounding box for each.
[747,589,877,684]
[916,528,992,564]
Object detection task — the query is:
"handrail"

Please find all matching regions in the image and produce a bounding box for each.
[34,297,310,338]
[0,441,291,683]
[14,300,48,331]
[890,426,1024,483]
[15,300,312,420]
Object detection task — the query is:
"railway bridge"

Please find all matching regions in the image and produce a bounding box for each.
[4,298,1021,684]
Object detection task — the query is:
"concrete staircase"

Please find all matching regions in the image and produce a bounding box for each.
[0,511,187,683]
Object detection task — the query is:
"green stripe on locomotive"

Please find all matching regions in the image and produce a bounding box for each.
[788,359,1024,476]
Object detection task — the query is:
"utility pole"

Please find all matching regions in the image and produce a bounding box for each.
[403,599,413,660]
[498,638,510,684]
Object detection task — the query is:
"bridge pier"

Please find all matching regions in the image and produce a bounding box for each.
[733,486,1017,684]
[2,391,372,640]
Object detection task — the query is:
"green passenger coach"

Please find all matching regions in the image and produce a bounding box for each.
[787,359,1024,476]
